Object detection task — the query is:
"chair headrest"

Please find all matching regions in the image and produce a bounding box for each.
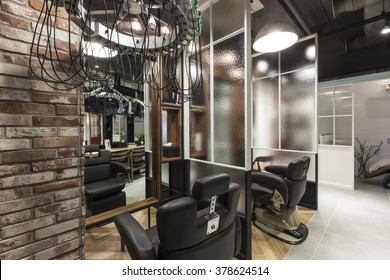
[286,157,310,181]
[85,145,100,153]
[192,173,230,201]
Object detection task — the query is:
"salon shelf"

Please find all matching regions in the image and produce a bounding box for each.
[161,156,182,163]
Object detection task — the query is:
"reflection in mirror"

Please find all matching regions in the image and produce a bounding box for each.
[83,83,156,228]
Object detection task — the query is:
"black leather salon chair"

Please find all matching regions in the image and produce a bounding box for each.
[84,145,127,216]
[114,173,241,260]
[251,156,310,244]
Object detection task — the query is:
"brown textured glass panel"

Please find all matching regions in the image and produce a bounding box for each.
[214,33,245,167]
[281,68,316,151]
[190,48,211,160]
[200,7,210,47]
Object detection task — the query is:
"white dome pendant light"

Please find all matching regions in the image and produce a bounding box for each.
[253,21,298,53]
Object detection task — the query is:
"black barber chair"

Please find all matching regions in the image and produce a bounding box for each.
[84,145,127,216]
[114,173,241,260]
[251,156,310,245]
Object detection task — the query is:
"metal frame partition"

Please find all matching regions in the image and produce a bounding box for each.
[251,34,319,210]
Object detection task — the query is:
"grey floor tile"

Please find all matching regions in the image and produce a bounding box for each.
[287,179,390,260]
[313,230,390,260]
[284,247,313,260]
[124,176,145,202]
[325,203,390,252]
[341,190,390,213]
[291,225,325,256]
[318,185,345,201]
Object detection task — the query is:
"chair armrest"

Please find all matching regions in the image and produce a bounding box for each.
[111,161,130,173]
[251,172,288,204]
[264,165,287,177]
[114,213,158,260]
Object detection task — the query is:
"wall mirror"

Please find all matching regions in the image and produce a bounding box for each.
[83,80,159,228]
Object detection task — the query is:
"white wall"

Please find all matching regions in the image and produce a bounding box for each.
[318,145,354,190]
[354,78,390,175]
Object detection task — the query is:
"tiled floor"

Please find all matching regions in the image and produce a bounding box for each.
[285,176,390,260]
[124,175,145,202]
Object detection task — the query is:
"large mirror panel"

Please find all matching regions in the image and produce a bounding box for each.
[83,83,157,227]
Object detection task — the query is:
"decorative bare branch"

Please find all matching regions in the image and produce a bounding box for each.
[354,138,383,177]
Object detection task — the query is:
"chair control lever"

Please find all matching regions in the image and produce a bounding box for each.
[206,195,220,235]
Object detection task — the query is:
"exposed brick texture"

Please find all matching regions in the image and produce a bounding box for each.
[32,92,78,105]
[3,150,56,163]
[56,105,78,115]
[0,139,30,151]
[33,116,80,127]
[0,164,28,176]
[0,0,84,259]
[33,178,80,193]
[0,102,54,115]
[33,137,80,148]
[0,210,33,227]
[0,114,31,126]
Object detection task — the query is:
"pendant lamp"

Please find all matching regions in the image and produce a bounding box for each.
[381,0,390,35]
[381,17,390,35]
[253,21,298,53]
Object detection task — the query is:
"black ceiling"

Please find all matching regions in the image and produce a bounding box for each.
[250,0,390,81]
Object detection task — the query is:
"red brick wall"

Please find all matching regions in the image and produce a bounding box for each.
[0,0,85,259]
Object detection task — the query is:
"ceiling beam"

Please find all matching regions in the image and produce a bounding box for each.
[320,10,390,37]
[277,0,312,35]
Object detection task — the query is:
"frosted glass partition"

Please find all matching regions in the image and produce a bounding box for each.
[252,53,278,79]
[335,85,353,115]
[335,116,352,145]
[214,33,245,167]
[318,118,333,145]
[318,87,334,116]
[252,77,279,149]
[281,68,316,151]
[317,84,353,146]
[190,0,246,169]
[189,161,246,214]
[212,0,245,42]
[281,39,316,73]
[252,36,317,154]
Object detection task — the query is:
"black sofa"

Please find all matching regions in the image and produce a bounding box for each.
[84,145,127,216]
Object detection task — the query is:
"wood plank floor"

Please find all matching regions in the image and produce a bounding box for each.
[85,207,315,260]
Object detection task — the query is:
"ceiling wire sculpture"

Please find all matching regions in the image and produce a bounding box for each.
[29,0,203,102]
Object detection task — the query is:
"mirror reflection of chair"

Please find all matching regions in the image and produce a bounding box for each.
[110,149,132,182]
[114,173,241,260]
[251,156,310,245]
[131,147,145,180]
[84,145,127,216]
